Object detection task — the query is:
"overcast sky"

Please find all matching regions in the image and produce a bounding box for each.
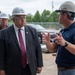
[0,0,75,15]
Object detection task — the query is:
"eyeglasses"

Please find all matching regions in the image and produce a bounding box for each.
[58,11,67,15]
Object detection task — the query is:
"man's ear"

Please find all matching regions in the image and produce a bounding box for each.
[12,18,15,22]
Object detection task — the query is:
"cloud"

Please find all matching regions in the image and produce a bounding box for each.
[0,0,75,15]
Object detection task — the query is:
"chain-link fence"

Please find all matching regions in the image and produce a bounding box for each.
[26,22,63,30]
[8,22,63,30]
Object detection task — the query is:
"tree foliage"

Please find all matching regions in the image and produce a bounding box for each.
[51,11,58,22]
[26,13,33,22]
[41,9,51,22]
[32,11,41,22]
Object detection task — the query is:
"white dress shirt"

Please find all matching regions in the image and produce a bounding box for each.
[13,25,26,50]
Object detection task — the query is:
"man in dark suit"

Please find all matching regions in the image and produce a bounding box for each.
[0,7,43,75]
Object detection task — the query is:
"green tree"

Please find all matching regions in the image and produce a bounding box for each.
[32,10,41,22]
[26,13,33,22]
[49,11,58,22]
[41,9,51,22]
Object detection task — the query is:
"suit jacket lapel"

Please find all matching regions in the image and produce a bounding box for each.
[9,25,30,51]
[25,26,29,50]
[9,25,20,50]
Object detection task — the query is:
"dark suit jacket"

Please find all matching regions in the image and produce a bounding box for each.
[0,25,43,75]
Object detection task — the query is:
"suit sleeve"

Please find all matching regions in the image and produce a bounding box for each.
[0,31,5,70]
[35,30,43,67]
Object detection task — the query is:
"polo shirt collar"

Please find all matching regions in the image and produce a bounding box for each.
[64,22,75,31]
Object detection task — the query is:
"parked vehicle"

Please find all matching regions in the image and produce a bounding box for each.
[27,24,60,53]
[27,24,58,43]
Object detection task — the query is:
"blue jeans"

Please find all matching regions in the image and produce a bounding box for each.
[58,69,75,75]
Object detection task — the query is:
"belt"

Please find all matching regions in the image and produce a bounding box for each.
[58,66,75,71]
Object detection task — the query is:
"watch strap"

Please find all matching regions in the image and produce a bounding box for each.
[63,41,69,47]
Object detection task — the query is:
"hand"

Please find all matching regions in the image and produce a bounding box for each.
[37,67,42,74]
[0,70,5,75]
[42,32,50,44]
[54,33,66,46]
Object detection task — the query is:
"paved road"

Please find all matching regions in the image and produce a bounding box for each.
[38,53,57,75]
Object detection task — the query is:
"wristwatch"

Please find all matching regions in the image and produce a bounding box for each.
[63,41,69,47]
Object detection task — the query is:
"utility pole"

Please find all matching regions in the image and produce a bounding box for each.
[52,0,54,22]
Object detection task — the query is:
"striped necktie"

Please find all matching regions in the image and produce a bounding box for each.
[18,29,27,66]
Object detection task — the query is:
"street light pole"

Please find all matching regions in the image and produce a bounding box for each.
[52,0,54,22]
